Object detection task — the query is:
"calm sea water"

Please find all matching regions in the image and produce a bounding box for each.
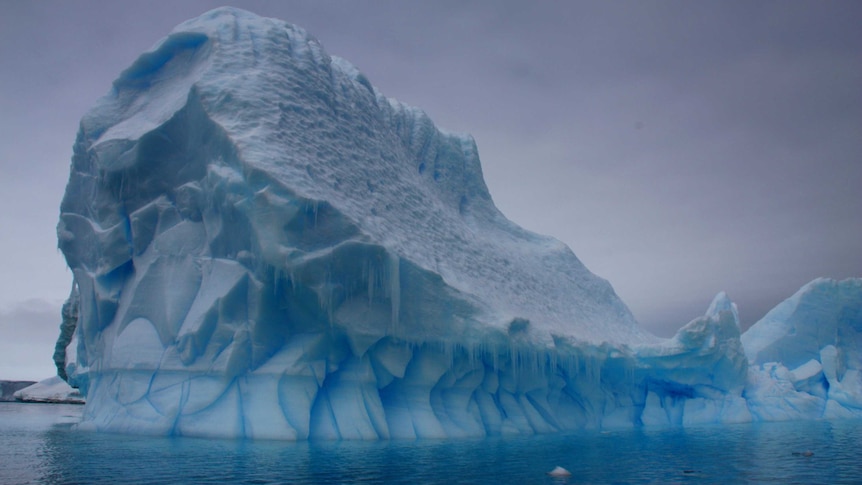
[1,402,860,484]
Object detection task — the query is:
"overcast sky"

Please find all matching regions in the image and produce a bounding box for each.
[1,1,860,380]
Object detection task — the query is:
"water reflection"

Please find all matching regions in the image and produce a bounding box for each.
[2,403,860,484]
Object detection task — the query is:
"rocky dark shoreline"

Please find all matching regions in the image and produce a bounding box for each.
[0,380,36,401]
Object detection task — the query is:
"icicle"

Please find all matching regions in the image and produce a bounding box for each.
[327,282,334,324]
[510,344,519,388]
[273,267,281,296]
[366,259,375,305]
[316,269,334,324]
[492,343,500,372]
[388,252,400,329]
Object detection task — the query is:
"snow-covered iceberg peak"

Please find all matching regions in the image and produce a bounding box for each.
[56,7,654,439]
[60,7,646,351]
[742,278,862,368]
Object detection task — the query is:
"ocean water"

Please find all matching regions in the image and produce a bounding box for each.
[1,403,860,484]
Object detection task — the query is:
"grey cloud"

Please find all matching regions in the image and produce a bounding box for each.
[0,300,62,380]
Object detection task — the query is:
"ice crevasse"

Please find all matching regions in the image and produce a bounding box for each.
[55,8,862,439]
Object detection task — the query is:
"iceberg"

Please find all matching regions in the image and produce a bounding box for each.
[742,278,862,421]
[55,8,862,439]
[13,376,85,404]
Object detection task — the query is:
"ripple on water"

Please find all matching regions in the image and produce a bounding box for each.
[1,403,861,484]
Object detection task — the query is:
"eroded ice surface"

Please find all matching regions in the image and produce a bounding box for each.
[742,278,862,421]
[56,8,862,439]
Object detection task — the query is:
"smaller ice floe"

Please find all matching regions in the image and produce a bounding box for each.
[547,466,572,477]
[14,376,85,404]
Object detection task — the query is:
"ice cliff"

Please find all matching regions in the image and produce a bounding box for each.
[55,8,862,439]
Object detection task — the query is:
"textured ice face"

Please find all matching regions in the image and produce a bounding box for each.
[742,278,862,420]
[55,8,861,439]
[56,7,653,439]
[59,7,650,355]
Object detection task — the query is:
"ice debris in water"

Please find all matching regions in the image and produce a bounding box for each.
[54,8,862,440]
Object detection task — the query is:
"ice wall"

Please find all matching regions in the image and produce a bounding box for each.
[55,8,861,439]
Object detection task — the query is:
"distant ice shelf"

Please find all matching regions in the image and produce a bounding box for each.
[13,376,85,405]
[54,7,862,439]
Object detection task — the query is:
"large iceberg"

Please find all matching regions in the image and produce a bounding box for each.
[55,8,862,439]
